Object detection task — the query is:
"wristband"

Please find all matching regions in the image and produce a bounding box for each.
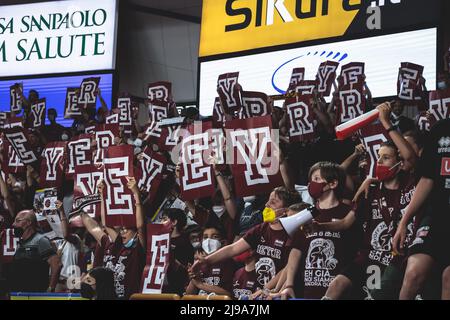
[386,126,396,133]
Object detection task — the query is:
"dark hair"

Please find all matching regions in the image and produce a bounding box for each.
[203,222,226,239]
[162,208,187,231]
[380,140,401,160]
[288,202,310,212]
[273,186,302,207]
[48,108,57,115]
[308,161,346,198]
[89,267,117,300]
[404,130,424,150]
[29,89,39,98]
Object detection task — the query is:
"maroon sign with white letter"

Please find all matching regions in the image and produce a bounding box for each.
[240,91,271,119]
[40,142,67,189]
[336,82,366,125]
[148,100,170,123]
[10,83,23,113]
[339,62,365,87]
[1,229,19,264]
[64,88,80,118]
[5,127,37,164]
[397,62,424,101]
[2,140,25,174]
[217,72,242,114]
[143,121,162,145]
[29,98,46,129]
[78,77,100,109]
[147,81,172,102]
[285,95,316,142]
[103,145,135,227]
[316,61,339,97]
[429,88,450,126]
[117,97,132,126]
[359,123,389,178]
[226,116,283,197]
[140,223,171,294]
[93,124,119,165]
[74,164,103,219]
[415,112,430,132]
[212,97,225,128]
[66,134,92,179]
[137,148,166,202]
[105,113,119,124]
[287,68,305,93]
[180,122,216,201]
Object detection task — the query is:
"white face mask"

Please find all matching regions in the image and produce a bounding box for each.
[134,147,142,155]
[61,134,69,141]
[191,241,201,249]
[438,81,447,90]
[134,138,143,147]
[243,196,256,203]
[202,238,222,255]
[212,205,225,218]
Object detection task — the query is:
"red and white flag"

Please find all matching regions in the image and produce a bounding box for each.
[4,127,38,164]
[316,61,339,97]
[240,91,271,119]
[212,97,226,128]
[1,229,19,264]
[137,148,166,202]
[10,83,23,114]
[397,62,424,101]
[73,164,103,220]
[359,123,389,178]
[66,134,92,179]
[287,67,305,93]
[428,88,450,126]
[29,98,46,129]
[217,72,242,114]
[93,124,119,165]
[336,81,366,125]
[285,95,316,143]
[40,142,67,189]
[103,145,136,227]
[147,81,172,102]
[64,88,81,118]
[140,223,171,294]
[226,115,283,197]
[78,77,100,109]
[339,62,365,87]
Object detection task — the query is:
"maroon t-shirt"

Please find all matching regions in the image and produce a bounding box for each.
[288,202,353,299]
[232,266,258,299]
[198,259,236,295]
[243,223,291,288]
[356,172,417,269]
[101,234,146,299]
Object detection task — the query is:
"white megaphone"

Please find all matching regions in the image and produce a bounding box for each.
[279,206,319,237]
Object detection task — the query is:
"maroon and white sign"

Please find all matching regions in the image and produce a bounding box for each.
[74,164,103,219]
[5,127,37,164]
[137,148,166,201]
[66,134,92,179]
[78,77,100,109]
[64,88,81,118]
[105,113,119,124]
[441,158,450,176]
[10,83,23,113]
[159,124,183,152]
[117,97,132,126]
[287,67,305,93]
[0,112,11,129]
[336,81,366,125]
[226,116,283,197]
[429,88,450,126]
[40,142,67,189]
[240,91,271,119]
[217,72,242,114]
[316,61,339,97]
[2,140,25,174]
[415,112,430,132]
[359,123,389,178]
[147,81,172,102]
[143,121,162,145]
[148,100,170,123]
[339,62,365,87]
[1,229,19,264]
[285,96,316,142]
[212,97,225,128]
[140,223,171,294]
[93,124,119,165]
[397,62,424,101]
[180,122,216,201]
[103,145,136,227]
[29,98,46,128]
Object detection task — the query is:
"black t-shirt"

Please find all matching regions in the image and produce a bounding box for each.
[417,119,450,221]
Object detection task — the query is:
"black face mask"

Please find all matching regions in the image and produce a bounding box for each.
[13,227,24,238]
[80,282,96,300]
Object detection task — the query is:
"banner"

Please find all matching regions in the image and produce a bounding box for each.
[147,82,172,102]
[64,88,81,119]
[140,223,171,294]
[78,77,100,109]
[93,124,119,165]
[29,98,46,128]
[2,140,25,174]
[66,134,92,179]
[397,62,424,101]
[1,229,19,264]
[217,72,242,114]
[359,123,389,178]
[137,148,166,203]
[285,95,316,142]
[339,62,365,86]
[5,127,38,164]
[240,91,271,119]
[287,68,305,93]
[103,145,135,227]
[40,142,67,189]
[316,60,339,97]
[428,88,450,126]
[212,97,225,128]
[179,122,216,201]
[336,81,366,125]
[226,115,282,197]
[69,194,102,220]
[73,164,103,219]
[10,83,23,113]
[117,97,132,126]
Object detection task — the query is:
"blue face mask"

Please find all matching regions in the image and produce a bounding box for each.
[124,235,137,248]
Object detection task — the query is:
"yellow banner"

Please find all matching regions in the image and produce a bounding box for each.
[200,0,362,57]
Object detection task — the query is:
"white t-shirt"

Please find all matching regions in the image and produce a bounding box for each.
[55,236,80,280]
